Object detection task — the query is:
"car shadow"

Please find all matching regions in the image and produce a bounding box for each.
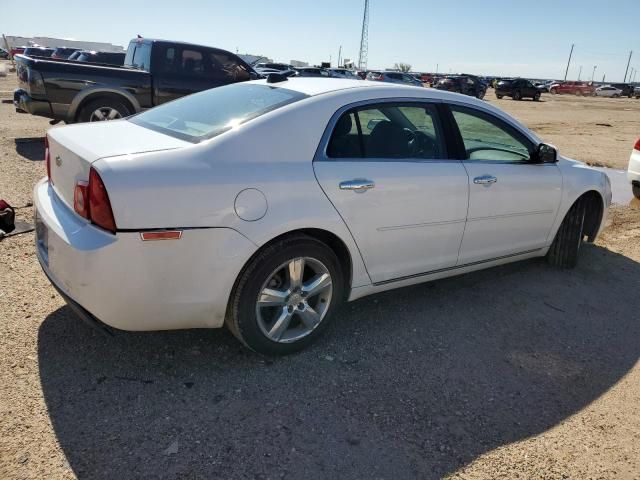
[15,137,45,161]
[37,244,640,479]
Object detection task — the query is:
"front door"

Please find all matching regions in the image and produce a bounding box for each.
[314,102,469,283]
[447,105,562,264]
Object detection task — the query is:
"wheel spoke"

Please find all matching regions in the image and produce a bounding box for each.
[258,288,289,307]
[297,305,321,330]
[268,308,294,341]
[92,110,105,121]
[287,258,305,290]
[107,108,120,120]
[302,273,331,299]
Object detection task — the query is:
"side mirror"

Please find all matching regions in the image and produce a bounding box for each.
[534,143,558,163]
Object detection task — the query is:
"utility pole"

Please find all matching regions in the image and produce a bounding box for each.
[591,65,597,82]
[623,50,633,82]
[602,73,606,83]
[564,44,574,81]
[357,0,370,70]
[578,65,582,81]
[435,63,438,75]
[337,45,342,68]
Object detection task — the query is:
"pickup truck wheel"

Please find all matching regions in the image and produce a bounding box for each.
[496,94,503,99]
[533,92,541,101]
[546,197,587,269]
[79,98,131,123]
[513,91,521,100]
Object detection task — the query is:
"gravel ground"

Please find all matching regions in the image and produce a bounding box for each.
[1,62,640,479]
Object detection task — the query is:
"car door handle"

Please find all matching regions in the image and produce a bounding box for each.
[339,179,375,192]
[473,175,497,185]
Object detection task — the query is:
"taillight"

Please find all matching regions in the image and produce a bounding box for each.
[634,138,640,151]
[73,169,116,233]
[44,135,53,184]
[73,181,89,219]
[88,168,116,233]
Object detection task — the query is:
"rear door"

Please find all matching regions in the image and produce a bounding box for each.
[314,101,469,284]
[446,104,562,264]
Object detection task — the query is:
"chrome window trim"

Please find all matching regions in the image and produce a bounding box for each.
[313,97,452,164]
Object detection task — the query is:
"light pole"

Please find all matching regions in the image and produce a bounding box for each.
[578,65,582,81]
[564,44,574,81]
[591,65,597,82]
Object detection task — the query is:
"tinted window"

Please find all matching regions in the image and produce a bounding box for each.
[327,104,445,160]
[129,83,308,143]
[210,52,250,82]
[450,106,532,162]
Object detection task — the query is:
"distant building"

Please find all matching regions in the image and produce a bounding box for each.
[290,60,308,68]
[4,35,124,52]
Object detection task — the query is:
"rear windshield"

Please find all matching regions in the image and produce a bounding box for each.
[129,83,309,142]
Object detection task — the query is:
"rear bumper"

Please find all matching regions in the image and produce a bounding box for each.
[14,88,54,117]
[628,150,640,183]
[34,178,257,331]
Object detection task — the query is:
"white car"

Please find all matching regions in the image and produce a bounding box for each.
[595,85,623,97]
[628,138,640,199]
[34,78,611,355]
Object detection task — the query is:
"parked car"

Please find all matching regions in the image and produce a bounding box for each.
[628,138,640,199]
[68,50,126,66]
[549,81,595,96]
[295,67,332,77]
[635,86,640,99]
[50,47,81,60]
[327,68,361,79]
[255,68,297,78]
[0,48,9,59]
[608,83,634,98]
[33,77,610,355]
[366,71,422,87]
[595,85,623,98]
[534,80,555,93]
[435,75,487,99]
[255,62,294,71]
[495,78,541,101]
[10,47,26,57]
[13,38,258,123]
[22,47,55,58]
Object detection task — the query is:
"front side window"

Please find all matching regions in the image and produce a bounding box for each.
[131,43,151,70]
[210,52,250,82]
[327,103,445,160]
[450,106,532,162]
[129,83,308,142]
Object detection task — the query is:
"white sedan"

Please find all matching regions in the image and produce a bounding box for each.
[34,78,611,355]
[629,137,640,199]
[595,85,623,97]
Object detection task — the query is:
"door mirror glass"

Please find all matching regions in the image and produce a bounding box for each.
[536,143,558,163]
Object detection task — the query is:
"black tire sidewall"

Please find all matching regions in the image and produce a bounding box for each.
[78,98,131,123]
[233,238,344,355]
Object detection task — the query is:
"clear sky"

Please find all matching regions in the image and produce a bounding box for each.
[1,0,638,82]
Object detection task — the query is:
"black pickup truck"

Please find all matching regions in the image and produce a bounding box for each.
[14,38,258,123]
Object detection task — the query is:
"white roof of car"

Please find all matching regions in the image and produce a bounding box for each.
[250,77,424,97]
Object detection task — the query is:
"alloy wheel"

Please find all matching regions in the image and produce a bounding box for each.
[255,257,333,343]
[89,107,122,122]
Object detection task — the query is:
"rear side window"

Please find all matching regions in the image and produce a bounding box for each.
[209,52,250,82]
[129,83,308,143]
[327,103,445,160]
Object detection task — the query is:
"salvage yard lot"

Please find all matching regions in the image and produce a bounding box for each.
[1,63,639,479]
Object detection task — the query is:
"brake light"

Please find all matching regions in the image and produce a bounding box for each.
[88,168,116,233]
[73,169,117,233]
[73,181,89,219]
[44,135,51,183]
[635,138,640,151]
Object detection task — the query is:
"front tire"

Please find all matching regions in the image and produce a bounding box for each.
[633,183,640,199]
[546,197,587,268]
[513,91,522,100]
[226,235,344,355]
[533,92,541,101]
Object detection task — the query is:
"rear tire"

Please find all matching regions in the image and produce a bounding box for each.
[226,235,344,355]
[533,92,541,101]
[78,98,132,123]
[633,184,640,199]
[546,197,587,268]
[496,94,503,99]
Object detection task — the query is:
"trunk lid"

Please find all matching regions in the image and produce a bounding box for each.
[47,119,190,211]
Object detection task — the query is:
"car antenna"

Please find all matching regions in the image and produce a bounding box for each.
[266,72,288,84]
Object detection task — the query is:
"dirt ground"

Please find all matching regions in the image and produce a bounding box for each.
[1,61,640,479]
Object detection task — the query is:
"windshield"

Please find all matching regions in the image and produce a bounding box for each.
[129,83,309,142]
